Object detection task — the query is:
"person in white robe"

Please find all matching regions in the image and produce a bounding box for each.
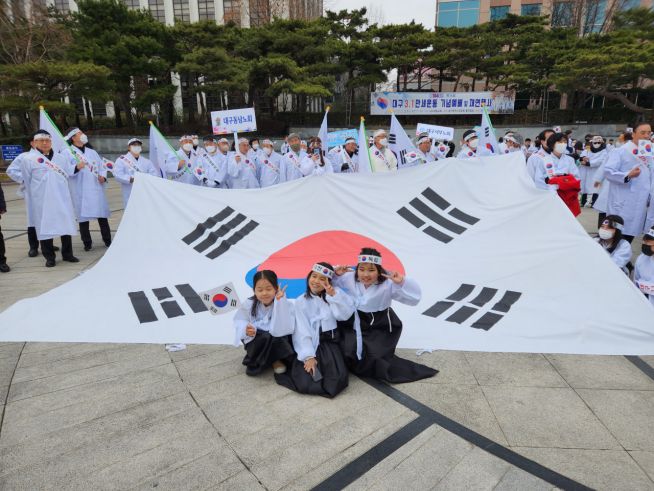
[369,129,397,172]
[256,139,283,187]
[410,133,438,166]
[456,129,479,160]
[65,128,111,251]
[579,136,609,208]
[197,135,227,188]
[328,137,359,173]
[280,133,308,182]
[526,130,555,182]
[275,263,355,398]
[595,215,632,274]
[112,138,158,207]
[7,142,42,256]
[20,130,80,267]
[300,137,333,177]
[227,138,259,189]
[333,247,438,384]
[233,270,295,375]
[634,228,654,308]
[165,135,203,186]
[604,123,653,242]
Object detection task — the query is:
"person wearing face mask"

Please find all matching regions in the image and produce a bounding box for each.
[579,136,608,208]
[634,228,654,307]
[256,139,283,187]
[300,137,333,177]
[280,133,308,182]
[65,128,112,251]
[191,134,200,152]
[113,138,158,207]
[503,133,524,155]
[328,137,359,173]
[526,129,555,188]
[227,137,260,189]
[370,129,397,172]
[198,135,227,188]
[595,215,631,274]
[534,132,581,215]
[165,135,202,186]
[20,130,80,267]
[249,138,261,156]
[604,122,653,243]
[456,130,478,159]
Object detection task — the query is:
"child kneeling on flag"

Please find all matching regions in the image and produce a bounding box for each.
[334,248,438,384]
[275,262,354,398]
[233,270,294,376]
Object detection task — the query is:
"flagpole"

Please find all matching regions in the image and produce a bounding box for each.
[361,116,374,173]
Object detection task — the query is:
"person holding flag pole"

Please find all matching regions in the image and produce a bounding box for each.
[164,134,203,186]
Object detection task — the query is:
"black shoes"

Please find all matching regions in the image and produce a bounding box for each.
[0,263,9,273]
[62,256,80,263]
[84,243,92,251]
[28,248,38,257]
[104,240,111,247]
[45,259,56,268]
[53,246,60,252]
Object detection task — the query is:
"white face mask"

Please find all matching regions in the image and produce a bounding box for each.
[378,138,388,147]
[554,142,567,154]
[205,145,217,154]
[252,143,260,150]
[80,134,89,145]
[182,143,193,153]
[598,228,615,240]
[468,139,478,150]
[192,138,199,146]
[263,147,273,156]
[130,145,142,155]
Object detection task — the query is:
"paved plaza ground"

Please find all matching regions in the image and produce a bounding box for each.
[0,180,653,490]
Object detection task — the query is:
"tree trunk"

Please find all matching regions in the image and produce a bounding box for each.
[84,98,94,130]
[438,68,443,92]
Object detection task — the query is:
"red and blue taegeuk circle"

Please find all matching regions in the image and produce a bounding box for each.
[212,293,228,308]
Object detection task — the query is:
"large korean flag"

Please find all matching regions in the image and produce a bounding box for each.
[0,152,653,354]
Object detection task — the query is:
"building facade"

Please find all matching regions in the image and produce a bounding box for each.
[435,0,648,31]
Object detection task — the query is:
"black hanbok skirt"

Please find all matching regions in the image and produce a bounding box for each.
[338,308,438,384]
[242,330,294,376]
[275,327,349,398]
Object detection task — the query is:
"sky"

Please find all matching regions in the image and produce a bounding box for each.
[324,0,435,30]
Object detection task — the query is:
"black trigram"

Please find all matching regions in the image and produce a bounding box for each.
[399,149,407,165]
[388,133,397,145]
[128,283,207,324]
[484,127,490,137]
[423,284,522,330]
[182,206,259,260]
[397,187,480,244]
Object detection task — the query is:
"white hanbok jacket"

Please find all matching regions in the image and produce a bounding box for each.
[68,145,110,221]
[113,152,158,206]
[233,296,295,346]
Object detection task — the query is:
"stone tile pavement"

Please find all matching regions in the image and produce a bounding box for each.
[0,180,653,490]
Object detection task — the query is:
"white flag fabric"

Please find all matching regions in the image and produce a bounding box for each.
[39,108,69,155]
[1,152,653,354]
[476,106,500,156]
[389,113,418,169]
[357,119,372,174]
[318,108,329,158]
[147,122,170,178]
[200,282,241,315]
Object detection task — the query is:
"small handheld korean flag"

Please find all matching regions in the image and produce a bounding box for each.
[638,140,653,157]
[200,282,241,315]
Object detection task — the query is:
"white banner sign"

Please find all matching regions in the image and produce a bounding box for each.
[211,107,257,135]
[371,91,515,115]
[327,129,358,148]
[416,123,455,141]
[1,153,653,354]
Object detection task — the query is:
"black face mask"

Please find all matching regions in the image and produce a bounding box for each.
[642,244,654,256]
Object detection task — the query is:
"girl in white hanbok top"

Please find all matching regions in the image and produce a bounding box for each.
[333,248,438,384]
[595,215,632,274]
[275,263,355,398]
[233,270,294,376]
[634,229,654,308]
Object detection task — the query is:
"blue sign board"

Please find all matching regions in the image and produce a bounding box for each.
[326,129,358,148]
[1,145,23,162]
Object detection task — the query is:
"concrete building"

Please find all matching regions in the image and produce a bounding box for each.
[435,0,648,31]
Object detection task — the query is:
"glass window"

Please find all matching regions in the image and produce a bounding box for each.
[173,0,190,23]
[521,3,542,15]
[198,0,215,21]
[53,0,70,13]
[490,5,510,20]
[438,10,459,26]
[223,0,242,26]
[551,1,573,26]
[583,0,607,33]
[148,0,166,22]
[458,8,479,25]
[439,2,460,11]
[437,0,480,27]
[249,0,270,26]
[123,0,141,8]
